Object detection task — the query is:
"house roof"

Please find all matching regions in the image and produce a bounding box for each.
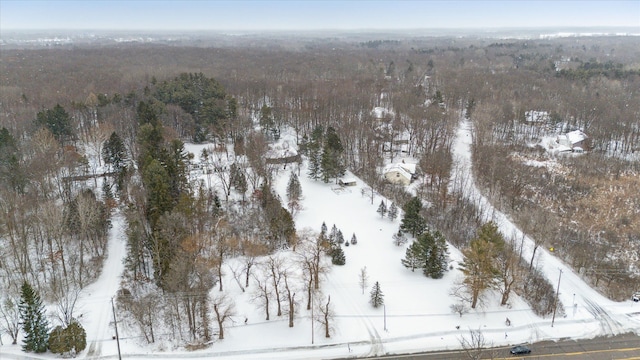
[383,163,412,180]
[265,145,298,159]
[566,130,587,144]
[372,106,394,119]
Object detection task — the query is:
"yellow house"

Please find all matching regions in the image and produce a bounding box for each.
[383,163,413,185]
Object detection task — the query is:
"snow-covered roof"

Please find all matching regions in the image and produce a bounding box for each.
[398,162,416,174]
[265,140,298,159]
[371,106,394,119]
[566,130,587,144]
[383,163,412,180]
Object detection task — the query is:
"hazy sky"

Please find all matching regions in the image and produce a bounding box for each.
[1,0,639,31]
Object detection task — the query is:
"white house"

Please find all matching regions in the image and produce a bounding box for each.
[557,130,589,151]
[383,161,417,186]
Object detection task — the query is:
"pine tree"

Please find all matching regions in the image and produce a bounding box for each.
[320,126,345,183]
[331,246,346,265]
[401,229,448,279]
[329,224,338,247]
[48,326,67,354]
[424,230,449,279]
[369,281,384,308]
[393,230,407,246]
[102,131,126,172]
[298,134,309,156]
[388,202,398,221]
[65,321,87,353]
[401,241,421,271]
[307,125,323,180]
[400,197,427,237]
[286,172,302,213]
[320,222,328,237]
[350,233,358,245]
[286,172,302,200]
[336,230,345,246]
[35,104,73,142]
[19,281,49,353]
[377,200,387,218]
[460,223,502,309]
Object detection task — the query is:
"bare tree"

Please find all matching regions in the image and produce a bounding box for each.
[295,228,330,310]
[211,293,236,340]
[496,237,520,306]
[450,302,469,318]
[250,272,272,321]
[265,255,286,317]
[315,294,334,338]
[242,238,268,288]
[120,293,160,344]
[283,270,297,328]
[52,283,81,327]
[0,297,20,344]
[359,266,369,295]
[458,328,494,360]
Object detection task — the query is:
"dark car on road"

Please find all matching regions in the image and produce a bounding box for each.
[510,345,531,355]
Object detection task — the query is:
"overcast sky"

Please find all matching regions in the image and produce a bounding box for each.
[1,0,639,31]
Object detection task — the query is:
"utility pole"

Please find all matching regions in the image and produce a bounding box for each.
[111,297,122,360]
[383,304,387,331]
[551,269,563,327]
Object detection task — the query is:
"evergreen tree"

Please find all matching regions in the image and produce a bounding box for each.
[307,126,323,180]
[388,202,398,221]
[19,281,49,353]
[424,230,449,279]
[400,197,427,237]
[331,246,346,265]
[320,222,328,238]
[286,172,302,212]
[320,126,345,183]
[329,224,338,246]
[377,200,388,218]
[64,321,87,353]
[259,104,275,132]
[298,134,309,156]
[401,241,421,272]
[0,127,26,193]
[401,229,449,279]
[393,230,407,246]
[369,281,384,308]
[102,131,127,172]
[35,104,73,142]
[336,230,345,246]
[350,233,358,245]
[459,223,503,309]
[102,178,113,198]
[48,326,67,354]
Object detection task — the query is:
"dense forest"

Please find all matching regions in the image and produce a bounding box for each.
[1,34,639,348]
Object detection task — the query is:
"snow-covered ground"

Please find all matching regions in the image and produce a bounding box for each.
[2,120,639,360]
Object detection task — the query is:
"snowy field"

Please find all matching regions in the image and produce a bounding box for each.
[2,121,640,360]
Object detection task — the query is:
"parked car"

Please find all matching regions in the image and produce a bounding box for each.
[510,345,531,355]
[633,292,640,302]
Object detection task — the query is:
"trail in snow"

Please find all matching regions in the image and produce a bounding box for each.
[77,211,127,359]
[450,118,640,336]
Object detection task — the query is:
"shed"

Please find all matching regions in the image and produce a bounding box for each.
[339,178,357,187]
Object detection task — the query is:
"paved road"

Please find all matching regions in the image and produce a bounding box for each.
[359,332,640,360]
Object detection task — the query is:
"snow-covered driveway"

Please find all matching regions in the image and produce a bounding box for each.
[77,211,127,359]
[451,119,640,337]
